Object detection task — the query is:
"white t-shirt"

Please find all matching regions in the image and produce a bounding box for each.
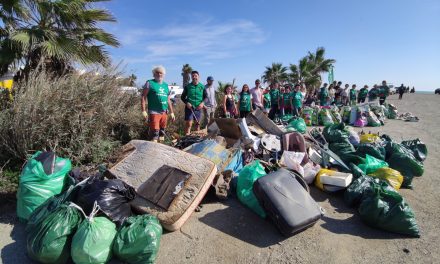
[250,87,263,107]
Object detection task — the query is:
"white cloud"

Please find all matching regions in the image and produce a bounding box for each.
[113,18,266,63]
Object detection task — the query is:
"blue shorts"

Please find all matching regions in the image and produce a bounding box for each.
[184,107,202,121]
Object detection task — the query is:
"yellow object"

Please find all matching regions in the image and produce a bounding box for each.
[360,133,381,144]
[0,79,13,90]
[368,167,404,190]
[170,112,175,120]
[314,168,337,191]
[142,111,148,118]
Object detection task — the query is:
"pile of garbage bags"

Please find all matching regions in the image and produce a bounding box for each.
[301,102,399,128]
[17,151,162,264]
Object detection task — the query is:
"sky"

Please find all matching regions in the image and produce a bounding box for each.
[96,0,440,90]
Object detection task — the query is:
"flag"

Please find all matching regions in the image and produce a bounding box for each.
[328,66,334,84]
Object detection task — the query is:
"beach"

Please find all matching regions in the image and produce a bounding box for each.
[1,93,439,264]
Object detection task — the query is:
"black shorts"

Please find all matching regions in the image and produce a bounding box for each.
[184,107,202,121]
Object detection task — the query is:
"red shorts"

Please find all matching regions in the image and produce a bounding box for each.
[149,112,168,130]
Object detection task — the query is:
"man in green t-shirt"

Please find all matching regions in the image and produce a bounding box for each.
[319,83,329,106]
[141,65,175,142]
[378,80,390,105]
[181,71,208,135]
[368,84,379,102]
[358,85,369,103]
[349,84,357,106]
[268,82,281,120]
[291,84,303,117]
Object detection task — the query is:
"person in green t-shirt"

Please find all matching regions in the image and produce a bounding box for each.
[238,84,252,118]
[291,84,303,117]
[358,85,369,103]
[319,83,329,106]
[268,82,280,120]
[263,88,271,115]
[181,71,208,135]
[141,65,175,142]
[282,85,292,115]
[349,84,357,106]
[379,80,390,105]
[368,84,379,102]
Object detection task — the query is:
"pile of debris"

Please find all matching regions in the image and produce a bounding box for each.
[14,108,428,263]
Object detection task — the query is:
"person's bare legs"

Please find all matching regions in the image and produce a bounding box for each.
[185,120,192,135]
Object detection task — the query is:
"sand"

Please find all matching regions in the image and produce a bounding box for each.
[1,93,439,264]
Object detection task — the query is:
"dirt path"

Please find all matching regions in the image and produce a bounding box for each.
[1,93,439,264]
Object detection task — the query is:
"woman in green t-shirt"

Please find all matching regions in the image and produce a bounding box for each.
[291,84,303,117]
[238,84,252,118]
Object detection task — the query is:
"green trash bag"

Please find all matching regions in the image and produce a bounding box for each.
[358,181,420,237]
[17,151,72,222]
[329,142,365,165]
[323,123,350,144]
[286,117,307,134]
[330,107,342,124]
[113,215,162,264]
[385,141,424,188]
[344,175,376,207]
[26,184,78,234]
[349,163,366,180]
[355,143,386,161]
[401,139,428,162]
[71,205,117,264]
[237,160,267,218]
[27,204,82,264]
[358,155,388,174]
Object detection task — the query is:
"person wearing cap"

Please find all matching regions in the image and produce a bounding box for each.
[250,79,264,111]
[181,71,207,135]
[358,85,369,103]
[141,65,175,142]
[203,76,217,127]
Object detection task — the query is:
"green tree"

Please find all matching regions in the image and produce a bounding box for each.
[181,63,192,88]
[262,63,288,84]
[0,0,120,77]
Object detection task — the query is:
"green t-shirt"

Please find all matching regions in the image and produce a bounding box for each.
[379,85,389,98]
[369,88,379,100]
[283,93,291,107]
[269,89,280,105]
[320,87,328,101]
[146,79,169,112]
[263,93,271,108]
[184,82,205,107]
[359,88,368,99]
[349,89,357,100]
[292,91,303,107]
[239,92,251,111]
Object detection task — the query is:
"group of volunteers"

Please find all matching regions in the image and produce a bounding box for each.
[316,80,391,106]
[140,65,392,141]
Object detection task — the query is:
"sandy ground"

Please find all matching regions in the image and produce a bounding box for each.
[1,93,439,264]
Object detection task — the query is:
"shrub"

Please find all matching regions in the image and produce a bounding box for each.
[0,70,145,166]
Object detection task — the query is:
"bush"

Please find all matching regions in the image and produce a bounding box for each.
[0,70,145,166]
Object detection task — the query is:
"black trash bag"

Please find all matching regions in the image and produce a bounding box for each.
[322,123,350,144]
[385,141,424,188]
[358,180,420,237]
[401,139,428,162]
[26,184,79,234]
[344,175,376,207]
[27,204,82,264]
[174,135,204,149]
[355,143,386,161]
[75,177,136,225]
[349,163,366,180]
[329,142,365,165]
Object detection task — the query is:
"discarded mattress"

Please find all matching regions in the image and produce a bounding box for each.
[107,140,217,231]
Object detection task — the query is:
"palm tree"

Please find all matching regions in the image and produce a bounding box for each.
[262,63,288,84]
[0,0,120,77]
[306,47,335,76]
[181,64,192,88]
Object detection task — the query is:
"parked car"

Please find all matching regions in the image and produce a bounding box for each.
[435,88,440,94]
